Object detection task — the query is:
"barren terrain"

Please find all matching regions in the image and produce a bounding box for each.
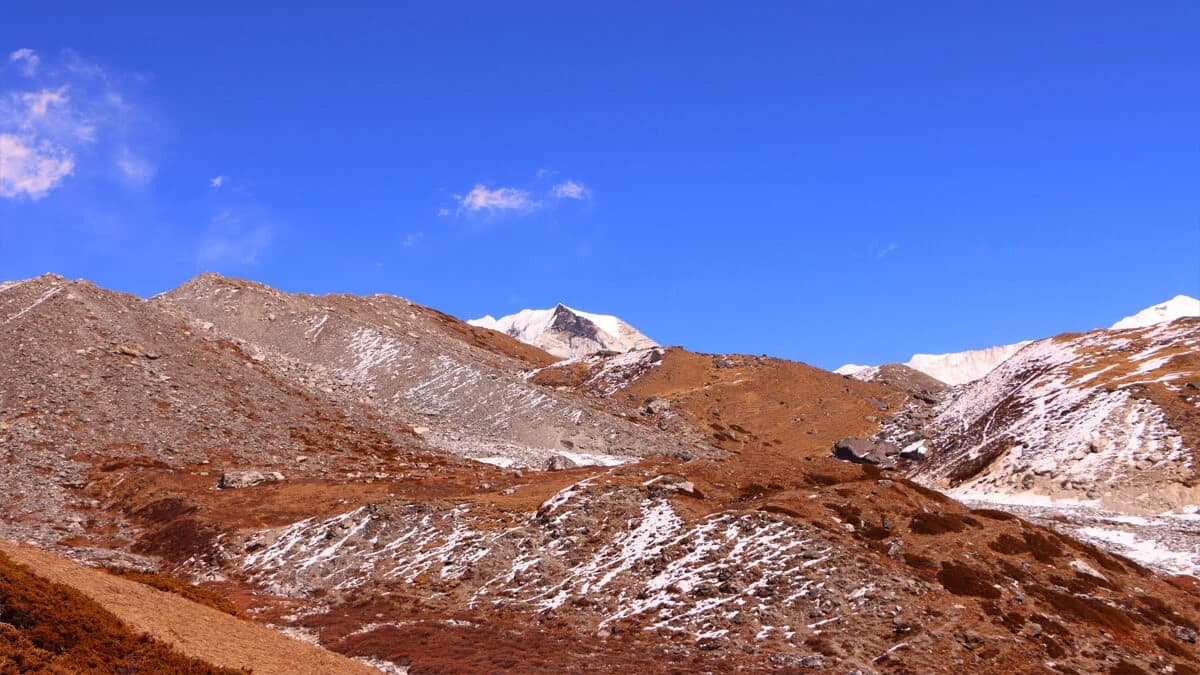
[2,273,1198,673]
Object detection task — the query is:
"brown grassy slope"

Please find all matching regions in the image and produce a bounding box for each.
[104,567,244,617]
[621,348,907,457]
[0,550,242,674]
[0,540,375,675]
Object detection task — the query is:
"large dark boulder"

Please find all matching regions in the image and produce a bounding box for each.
[832,438,900,465]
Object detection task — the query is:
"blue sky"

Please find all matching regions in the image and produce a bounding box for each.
[1,3,1197,369]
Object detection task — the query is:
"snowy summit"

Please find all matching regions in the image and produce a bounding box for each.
[1110,295,1200,331]
[469,304,657,359]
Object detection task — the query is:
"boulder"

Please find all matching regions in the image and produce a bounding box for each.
[219,470,285,489]
[545,455,577,471]
[833,438,877,463]
[832,438,900,465]
[899,441,928,461]
[644,398,671,415]
[645,473,698,496]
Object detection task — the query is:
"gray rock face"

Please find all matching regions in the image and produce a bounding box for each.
[832,438,900,466]
[219,470,285,489]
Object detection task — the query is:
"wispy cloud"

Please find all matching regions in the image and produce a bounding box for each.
[209,175,226,188]
[0,48,157,200]
[8,49,39,77]
[198,206,275,264]
[873,242,899,259]
[551,179,589,200]
[443,174,593,219]
[403,232,423,248]
[115,147,155,185]
[457,184,538,214]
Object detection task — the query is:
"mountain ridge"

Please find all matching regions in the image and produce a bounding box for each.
[839,294,1200,386]
[468,303,657,359]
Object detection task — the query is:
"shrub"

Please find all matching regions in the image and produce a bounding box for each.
[937,561,1001,599]
[910,511,980,535]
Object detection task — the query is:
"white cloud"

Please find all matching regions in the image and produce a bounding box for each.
[551,179,589,200]
[403,232,423,248]
[444,174,593,219]
[210,175,226,188]
[0,49,156,200]
[0,133,75,199]
[8,49,39,77]
[457,184,539,213]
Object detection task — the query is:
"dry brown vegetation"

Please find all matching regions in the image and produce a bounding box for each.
[104,567,244,618]
[0,552,243,674]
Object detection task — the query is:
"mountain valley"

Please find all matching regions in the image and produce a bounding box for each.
[1,274,1199,673]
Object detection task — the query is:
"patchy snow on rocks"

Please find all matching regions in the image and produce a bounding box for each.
[908,319,1199,514]
[235,478,886,648]
[959,497,1200,577]
[4,283,63,324]
[570,347,666,397]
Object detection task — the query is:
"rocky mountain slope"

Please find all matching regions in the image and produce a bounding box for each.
[3,273,1200,673]
[838,295,1200,386]
[851,313,1200,583]
[894,317,1200,515]
[469,304,657,359]
[160,275,700,470]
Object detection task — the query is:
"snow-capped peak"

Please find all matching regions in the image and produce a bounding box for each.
[1110,295,1200,331]
[469,304,657,359]
[833,364,871,376]
[903,341,1033,386]
[836,293,1200,386]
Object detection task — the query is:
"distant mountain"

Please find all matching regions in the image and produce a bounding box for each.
[903,341,1034,386]
[469,304,657,359]
[837,342,1032,386]
[838,295,1200,386]
[1111,294,1200,330]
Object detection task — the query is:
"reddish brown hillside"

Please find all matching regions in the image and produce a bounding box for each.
[0,540,375,674]
[4,274,1200,673]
